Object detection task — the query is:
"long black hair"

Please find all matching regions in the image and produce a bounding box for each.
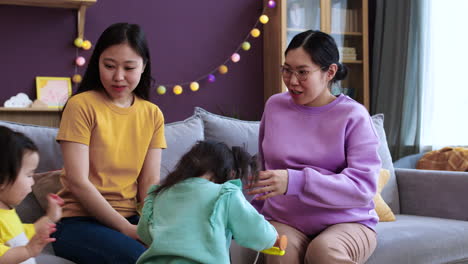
[76,22,153,100]
[0,126,38,186]
[286,30,348,84]
[153,140,259,196]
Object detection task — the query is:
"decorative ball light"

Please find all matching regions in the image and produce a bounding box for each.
[82,40,92,50]
[75,56,86,66]
[157,85,166,95]
[190,82,200,91]
[267,0,276,8]
[207,74,216,83]
[259,15,269,24]
[218,65,228,74]
[74,38,84,48]
[231,53,240,63]
[72,74,82,83]
[251,28,261,38]
[173,85,183,95]
[241,41,251,51]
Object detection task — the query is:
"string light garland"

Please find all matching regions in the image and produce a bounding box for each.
[72,37,93,85]
[156,1,276,95]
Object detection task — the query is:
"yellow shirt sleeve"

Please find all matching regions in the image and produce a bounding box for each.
[149,106,167,149]
[57,95,93,145]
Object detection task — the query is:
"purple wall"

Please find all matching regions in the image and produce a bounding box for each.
[0,0,265,122]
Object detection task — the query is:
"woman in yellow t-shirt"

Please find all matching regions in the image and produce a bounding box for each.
[52,23,167,264]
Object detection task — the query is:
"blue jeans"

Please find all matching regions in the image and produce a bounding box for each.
[52,216,146,264]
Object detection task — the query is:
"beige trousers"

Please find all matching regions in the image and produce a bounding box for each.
[264,221,377,264]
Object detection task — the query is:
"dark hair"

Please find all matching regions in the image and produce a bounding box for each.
[76,22,153,100]
[153,140,258,196]
[286,30,348,84]
[0,126,38,186]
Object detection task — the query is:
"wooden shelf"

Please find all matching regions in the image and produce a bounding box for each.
[342,60,363,64]
[0,0,97,39]
[0,0,95,9]
[331,31,363,36]
[0,107,61,127]
[0,107,61,112]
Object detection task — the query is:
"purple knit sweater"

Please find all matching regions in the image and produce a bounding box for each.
[252,92,381,235]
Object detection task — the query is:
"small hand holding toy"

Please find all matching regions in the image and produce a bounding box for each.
[261,235,288,256]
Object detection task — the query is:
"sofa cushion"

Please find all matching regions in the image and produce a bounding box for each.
[194,107,259,156]
[371,114,399,214]
[373,169,395,222]
[367,215,468,264]
[32,170,63,211]
[0,120,62,173]
[161,114,204,182]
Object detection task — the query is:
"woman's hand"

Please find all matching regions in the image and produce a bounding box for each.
[46,194,64,223]
[119,223,139,240]
[247,169,289,200]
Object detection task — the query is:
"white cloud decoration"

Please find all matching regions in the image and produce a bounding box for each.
[3,93,33,108]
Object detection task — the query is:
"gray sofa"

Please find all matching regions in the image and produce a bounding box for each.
[2,107,468,264]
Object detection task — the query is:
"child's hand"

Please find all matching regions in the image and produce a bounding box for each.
[26,221,56,257]
[274,235,287,250]
[261,235,288,256]
[46,194,64,223]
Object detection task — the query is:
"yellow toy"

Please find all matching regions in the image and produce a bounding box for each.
[261,235,287,256]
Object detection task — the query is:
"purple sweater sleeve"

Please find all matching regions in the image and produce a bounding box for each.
[286,114,381,209]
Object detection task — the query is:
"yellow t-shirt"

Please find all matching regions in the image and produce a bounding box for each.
[0,208,36,264]
[57,90,167,218]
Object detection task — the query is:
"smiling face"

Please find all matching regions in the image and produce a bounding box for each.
[0,151,39,209]
[283,47,337,107]
[99,43,146,107]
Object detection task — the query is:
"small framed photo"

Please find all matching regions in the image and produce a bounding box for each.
[35,76,72,108]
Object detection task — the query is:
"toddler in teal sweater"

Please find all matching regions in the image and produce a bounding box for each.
[136,140,281,264]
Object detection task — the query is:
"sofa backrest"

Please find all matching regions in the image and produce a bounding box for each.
[0,120,63,173]
[1,109,399,214]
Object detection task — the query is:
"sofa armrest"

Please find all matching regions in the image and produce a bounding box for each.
[393,153,425,169]
[396,168,468,221]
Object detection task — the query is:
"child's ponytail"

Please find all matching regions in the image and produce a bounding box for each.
[153,140,260,196]
[231,146,259,186]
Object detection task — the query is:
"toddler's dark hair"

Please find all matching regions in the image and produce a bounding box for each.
[0,126,38,186]
[153,140,258,196]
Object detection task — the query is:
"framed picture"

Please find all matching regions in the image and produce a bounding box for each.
[35,77,72,108]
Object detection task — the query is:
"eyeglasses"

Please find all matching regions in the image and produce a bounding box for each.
[280,65,325,82]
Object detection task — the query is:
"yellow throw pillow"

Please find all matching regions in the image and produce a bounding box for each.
[373,169,396,222]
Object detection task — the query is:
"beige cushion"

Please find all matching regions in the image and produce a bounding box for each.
[32,170,63,211]
[374,169,396,222]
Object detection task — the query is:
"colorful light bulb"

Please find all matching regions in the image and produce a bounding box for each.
[74,38,83,48]
[231,53,240,63]
[82,40,92,50]
[251,28,261,38]
[208,74,216,83]
[190,82,200,91]
[72,74,82,83]
[173,85,183,95]
[259,15,269,24]
[241,42,251,51]
[75,56,86,66]
[267,0,276,8]
[157,85,166,95]
[219,65,228,74]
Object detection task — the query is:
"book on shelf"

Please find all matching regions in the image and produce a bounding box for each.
[339,47,357,61]
[331,8,360,32]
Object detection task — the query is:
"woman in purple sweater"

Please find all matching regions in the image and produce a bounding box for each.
[248,30,381,263]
